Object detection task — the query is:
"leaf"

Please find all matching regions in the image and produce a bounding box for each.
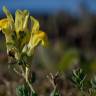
[71,69,86,90]
[31,92,38,96]
[16,85,30,96]
[50,88,60,96]
[91,76,96,89]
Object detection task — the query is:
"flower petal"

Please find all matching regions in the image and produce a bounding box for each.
[0,18,13,36]
[27,31,48,56]
[3,6,14,22]
[37,30,48,47]
[30,16,40,34]
[15,10,29,38]
[1,7,16,55]
[3,6,14,31]
[0,18,9,31]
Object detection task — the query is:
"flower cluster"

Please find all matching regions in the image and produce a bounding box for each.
[0,6,48,65]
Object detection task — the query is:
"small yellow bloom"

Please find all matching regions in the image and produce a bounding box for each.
[22,16,48,56]
[0,18,9,31]
[0,18,16,54]
[15,10,29,38]
[27,31,48,56]
[0,18,14,36]
[35,31,48,47]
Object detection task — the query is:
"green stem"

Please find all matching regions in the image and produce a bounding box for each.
[25,66,35,93]
[14,64,36,94]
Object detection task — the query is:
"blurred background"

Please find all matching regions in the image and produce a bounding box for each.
[0,0,96,96]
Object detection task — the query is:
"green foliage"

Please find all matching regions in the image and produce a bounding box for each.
[16,84,38,96]
[71,69,96,96]
[0,6,48,96]
[3,5,96,96]
[71,69,86,90]
[16,84,30,96]
[91,76,96,89]
[31,92,38,96]
[50,88,60,96]
[87,76,96,96]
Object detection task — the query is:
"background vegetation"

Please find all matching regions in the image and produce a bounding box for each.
[0,1,96,96]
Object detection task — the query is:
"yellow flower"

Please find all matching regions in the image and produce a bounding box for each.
[26,31,48,56]
[0,7,16,56]
[15,10,29,38]
[0,18,9,30]
[0,19,15,54]
[0,6,48,58]
[26,16,48,56]
[22,16,48,56]
[0,6,14,37]
[32,31,48,47]
[0,18,14,36]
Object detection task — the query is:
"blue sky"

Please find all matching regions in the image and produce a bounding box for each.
[0,0,96,16]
